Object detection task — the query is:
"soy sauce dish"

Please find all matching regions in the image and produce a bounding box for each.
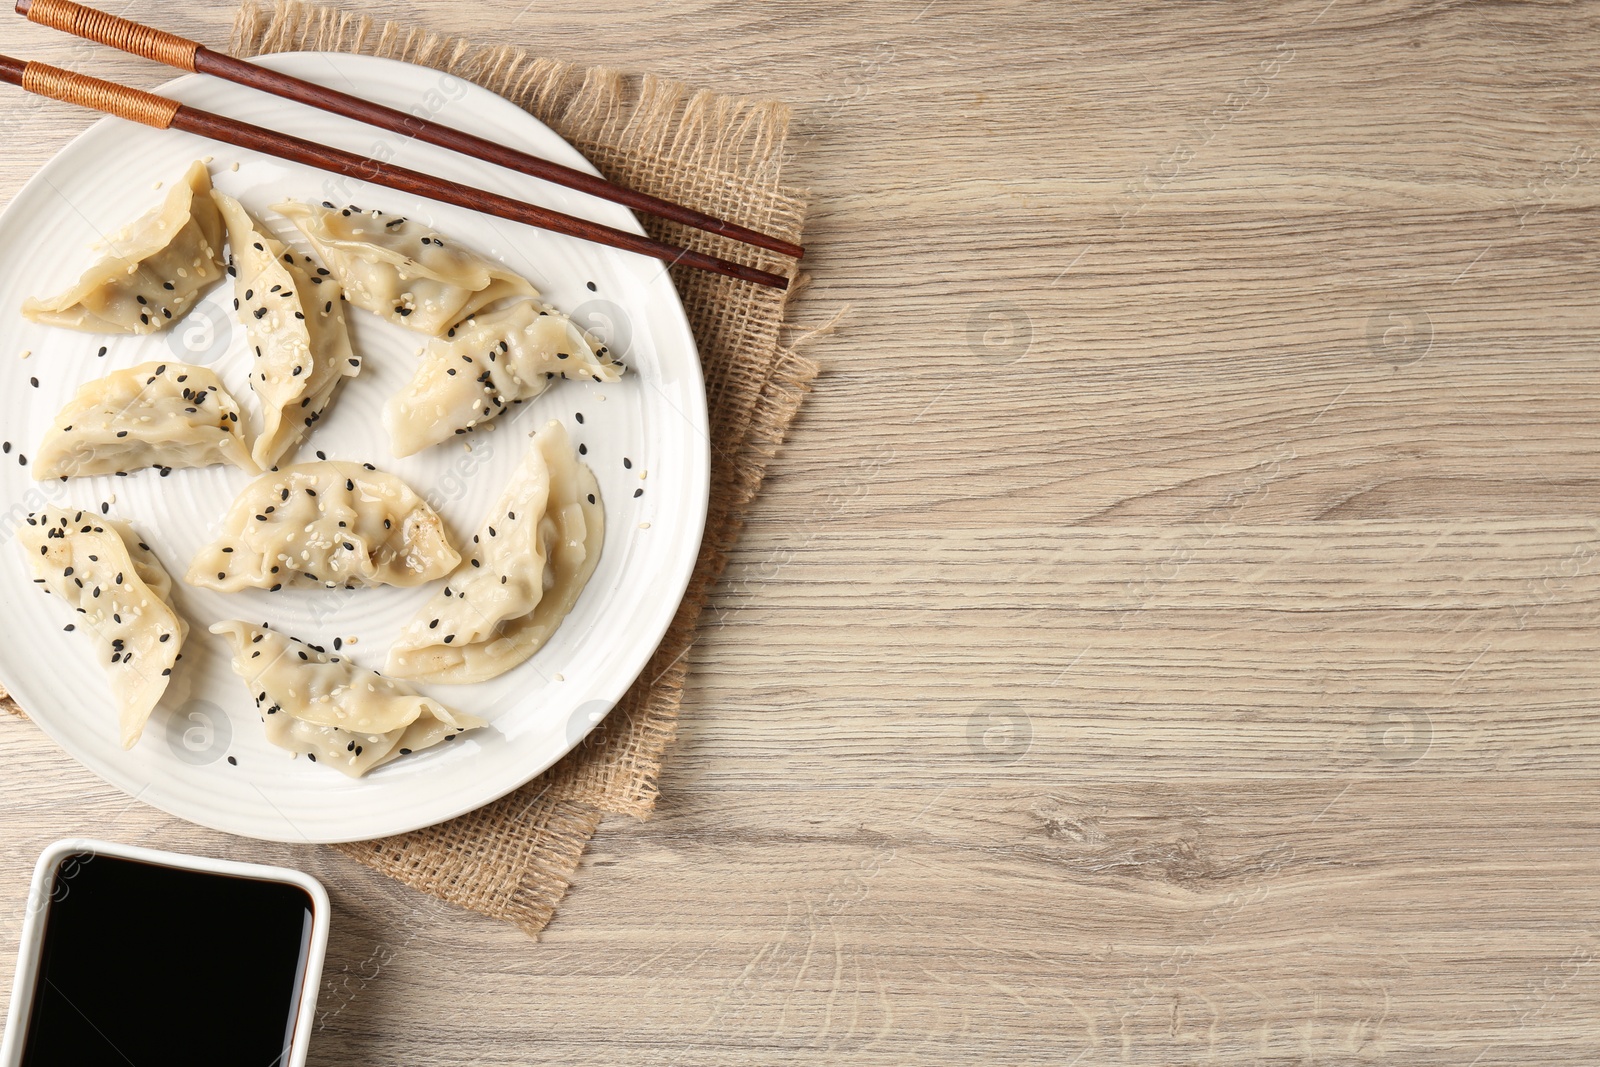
[0,839,329,1066]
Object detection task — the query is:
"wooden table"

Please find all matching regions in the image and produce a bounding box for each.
[3,1,1599,1062]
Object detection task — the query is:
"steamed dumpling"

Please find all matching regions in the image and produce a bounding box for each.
[213,190,359,469]
[33,361,256,480]
[387,421,603,684]
[23,161,224,334]
[211,620,486,777]
[274,200,534,335]
[187,461,459,591]
[384,298,625,456]
[17,509,187,747]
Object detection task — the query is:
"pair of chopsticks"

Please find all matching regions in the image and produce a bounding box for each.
[2,0,798,290]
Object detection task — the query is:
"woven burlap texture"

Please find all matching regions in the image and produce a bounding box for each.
[235,0,816,935]
[0,0,817,939]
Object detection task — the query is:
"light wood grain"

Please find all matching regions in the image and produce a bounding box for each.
[3,0,1600,1062]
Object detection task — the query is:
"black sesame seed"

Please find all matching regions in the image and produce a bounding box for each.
[29,376,37,388]
[575,412,584,424]
[634,488,644,497]
[227,756,237,766]
[586,281,597,291]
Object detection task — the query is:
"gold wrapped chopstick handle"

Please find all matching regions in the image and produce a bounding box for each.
[16,0,199,71]
[16,59,180,127]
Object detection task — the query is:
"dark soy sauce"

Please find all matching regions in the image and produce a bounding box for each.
[19,852,314,1067]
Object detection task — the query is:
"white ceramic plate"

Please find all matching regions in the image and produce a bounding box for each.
[0,53,708,843]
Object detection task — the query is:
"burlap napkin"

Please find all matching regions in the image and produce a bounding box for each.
[0,0,816,936]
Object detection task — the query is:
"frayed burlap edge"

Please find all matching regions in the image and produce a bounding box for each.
[0,0,820,939]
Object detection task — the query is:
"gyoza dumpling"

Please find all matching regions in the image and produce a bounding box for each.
[33,361,256,480]
[274,200,534,335]
[23,161,224,334]
[16,509,187,748]
[387,421,603,684]
[187,461,459,591]
[211,621,486,776]
[384,298,625,456]
[213,191,359,469]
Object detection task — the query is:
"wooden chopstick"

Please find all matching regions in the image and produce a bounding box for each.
[14,0,804,262]
[0,56,791,290]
